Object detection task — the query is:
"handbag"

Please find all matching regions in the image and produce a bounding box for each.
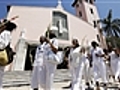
[0,50,8,66]
[5,44,16,65]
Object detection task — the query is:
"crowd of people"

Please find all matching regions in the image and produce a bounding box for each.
[31,31,120,90]
[63,39,120,90]
[0,19,120,90]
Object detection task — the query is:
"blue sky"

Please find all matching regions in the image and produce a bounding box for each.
[0,0,120,19]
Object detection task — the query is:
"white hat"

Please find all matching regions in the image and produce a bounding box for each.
[72,36,79,40]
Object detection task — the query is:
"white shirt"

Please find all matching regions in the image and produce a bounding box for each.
[69,46,81,67]
[33,43,46,66]
[44,38,58,60]
[0,30,11,49]
[91,47,104,62]
[110,51,119,63]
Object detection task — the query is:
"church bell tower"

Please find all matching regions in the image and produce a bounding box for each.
[72,0,100,27]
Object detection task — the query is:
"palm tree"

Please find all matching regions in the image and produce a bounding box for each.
[99,9,120,47]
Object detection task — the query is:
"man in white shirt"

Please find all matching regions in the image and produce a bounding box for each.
[44,31,59,90]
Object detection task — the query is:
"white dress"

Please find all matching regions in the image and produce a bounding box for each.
[91,47,107,83]
[31,42,46,89]
[69,46,82,90]
[115,56,120,81]
[110,51,119,76]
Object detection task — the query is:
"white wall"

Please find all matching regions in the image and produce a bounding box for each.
[7,6,53,50]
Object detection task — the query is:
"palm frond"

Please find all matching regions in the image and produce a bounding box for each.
[112,29,120,37]
[107,9,112,20]
[112,19,120,25]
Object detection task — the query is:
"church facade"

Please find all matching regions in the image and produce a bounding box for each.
[6,0,100,71]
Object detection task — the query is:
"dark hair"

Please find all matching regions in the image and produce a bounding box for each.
[3,19,17,32]
[40,36,45,44]
[91,41,99,47]
[49,32,56,39]
[103,48,108,54]
[6,22,17,32]
[72,39,79,48]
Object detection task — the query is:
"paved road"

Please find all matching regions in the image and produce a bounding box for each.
[3,69,120,90]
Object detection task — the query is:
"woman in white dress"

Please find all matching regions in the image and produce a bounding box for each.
[112,49,120,82]
[31,36,46,90]
[90,41,107,85]
[109,48,120,81]
[69,38,83,90]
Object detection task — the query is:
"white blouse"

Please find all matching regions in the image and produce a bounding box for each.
[0,30,11,50]
[69,46,81,67]
[44,38,58,56]
[33,43,46,66]
[44,38,58,61]
[91,47,104,62]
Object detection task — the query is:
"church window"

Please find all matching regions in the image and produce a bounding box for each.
[90,0,93,4]
[76,4,79,8]
[79,11,82,17]
[93,20,97,27]
[52,11,69,40]
[90,8,94,14]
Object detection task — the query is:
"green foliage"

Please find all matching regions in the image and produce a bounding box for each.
[100,9,120,38]
[99,9,120,48]
[106,37,120,48]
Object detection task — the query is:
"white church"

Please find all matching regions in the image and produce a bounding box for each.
[6,0,102,71]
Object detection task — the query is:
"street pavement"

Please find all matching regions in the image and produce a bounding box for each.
[2,69,120,90]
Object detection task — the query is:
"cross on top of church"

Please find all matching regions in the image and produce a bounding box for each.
[57,0,63,9]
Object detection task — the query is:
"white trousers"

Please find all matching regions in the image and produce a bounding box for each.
[70,65,83,90]
[0,66,4,90]
[31,65,46,89]
[70,59,90,90]
[44,60,56,90]
[83,59,91,83]
[110,60,118,76]
[105,62,113,81]
[31,60,56,90]
[115,60,120,80]
[93,60,107,83]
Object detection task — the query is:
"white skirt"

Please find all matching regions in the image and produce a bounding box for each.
[31,65,46,89]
